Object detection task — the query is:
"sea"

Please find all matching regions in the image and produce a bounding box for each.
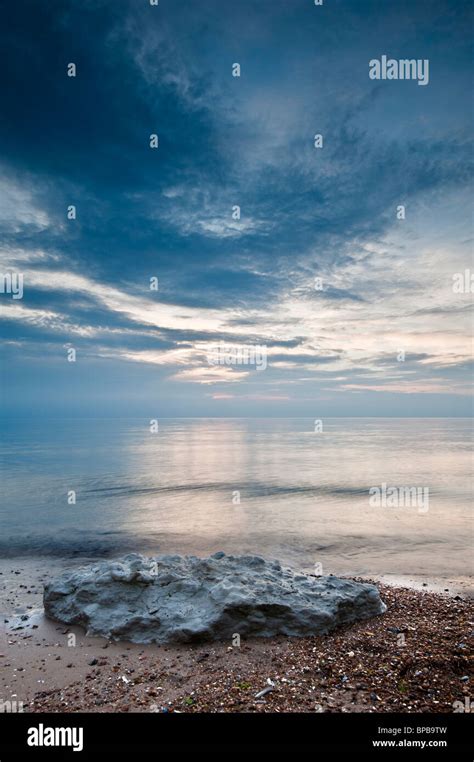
[0,417,472,581]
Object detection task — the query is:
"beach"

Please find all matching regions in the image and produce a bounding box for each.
[1,558,471,714]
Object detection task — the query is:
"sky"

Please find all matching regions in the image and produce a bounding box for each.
[0,0,472,417]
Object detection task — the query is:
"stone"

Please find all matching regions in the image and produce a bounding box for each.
[43,552,386,644]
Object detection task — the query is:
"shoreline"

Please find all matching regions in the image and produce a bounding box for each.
[0,557,472,714]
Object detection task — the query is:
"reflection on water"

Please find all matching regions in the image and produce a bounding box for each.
[0,418,472,579]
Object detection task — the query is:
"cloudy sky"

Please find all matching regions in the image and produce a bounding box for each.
[0,0,472,417]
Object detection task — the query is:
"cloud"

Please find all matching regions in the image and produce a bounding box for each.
[0,175,51,233]
[0,0,472,415]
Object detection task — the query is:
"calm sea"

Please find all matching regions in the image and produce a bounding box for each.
[0,418,472,579]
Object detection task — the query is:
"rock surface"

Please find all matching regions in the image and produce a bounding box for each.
[43,552,386,644]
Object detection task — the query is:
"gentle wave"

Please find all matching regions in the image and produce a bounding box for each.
[82,482,382,499]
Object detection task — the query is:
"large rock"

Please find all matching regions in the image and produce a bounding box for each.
[43,552,386,644]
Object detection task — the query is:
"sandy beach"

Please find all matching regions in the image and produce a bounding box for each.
[1,557,471,714]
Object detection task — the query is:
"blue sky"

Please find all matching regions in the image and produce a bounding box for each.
[0,0,472,417]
